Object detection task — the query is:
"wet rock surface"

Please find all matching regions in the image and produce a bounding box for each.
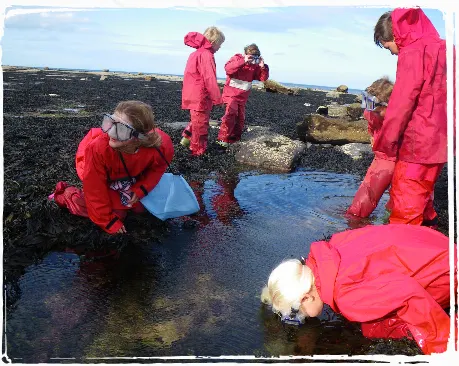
[3,67,451,357]
[297,114,371,145]
[232,126,306,172]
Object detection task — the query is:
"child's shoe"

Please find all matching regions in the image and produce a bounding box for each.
[180,137,190,147]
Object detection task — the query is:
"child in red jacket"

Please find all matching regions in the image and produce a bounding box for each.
[180,26,225,156]
[372,8,447,226]
[53,101,174,235]
[216,43,269,148]
[347,77,395,218]
[261,225,456,355]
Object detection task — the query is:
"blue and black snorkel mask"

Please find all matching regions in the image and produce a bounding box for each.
[280,307,305,326]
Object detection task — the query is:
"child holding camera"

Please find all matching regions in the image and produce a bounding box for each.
[216,43,269,148]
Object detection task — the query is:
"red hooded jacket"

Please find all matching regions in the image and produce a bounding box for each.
[305,224,455,355]
[181,32,222,111]
[373,8,447,164]
[222,54,269,103]
[75,128,174,234]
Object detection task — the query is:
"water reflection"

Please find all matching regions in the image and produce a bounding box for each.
[210,173,246,226]
[5,169,391,361]
[189,172,245,227]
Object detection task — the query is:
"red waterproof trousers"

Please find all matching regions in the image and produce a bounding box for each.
[182,109,211,156]
[389,161,444,225]
[347,157,395,218]
[217,99,246,143]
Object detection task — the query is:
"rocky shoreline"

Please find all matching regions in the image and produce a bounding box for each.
[3,66,450,276]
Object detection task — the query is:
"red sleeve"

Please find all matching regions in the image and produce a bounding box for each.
[254,64,269,82]
[336,274,450,354]
[75,128,104,181]
[373,49,424,161]
[82,143,124,234]
[130,131,174,199]
[199,51,222,105]
[363,110,383,137]
[224,55,246,75]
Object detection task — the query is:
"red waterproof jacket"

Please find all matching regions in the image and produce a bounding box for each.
[373,8,447,164]
[305,224,455,355]
[75,128,174,234]
[222,54,269,103]
[181,32,222,111]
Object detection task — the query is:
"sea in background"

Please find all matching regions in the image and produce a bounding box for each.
[9,66,364,95]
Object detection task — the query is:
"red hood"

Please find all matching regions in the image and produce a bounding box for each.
[305,240,340,312]
[391,8,440,49]
[184,32,215,53]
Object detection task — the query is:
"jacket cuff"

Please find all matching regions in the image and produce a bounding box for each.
[103,215,124,234]
[132,185,148,200]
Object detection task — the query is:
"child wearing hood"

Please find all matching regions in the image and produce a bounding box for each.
[180,26,225,156]
[216,43,269,148]
[372,7,448,226]
[347,77,396,218]
[261,224,456,355]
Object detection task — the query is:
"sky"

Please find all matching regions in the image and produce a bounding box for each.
[0,1,453,90]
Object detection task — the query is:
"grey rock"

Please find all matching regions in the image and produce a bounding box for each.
[335,143,373,160]
[232,126,306,172]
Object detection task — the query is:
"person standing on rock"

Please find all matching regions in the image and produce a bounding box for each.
[261,224,455,355]
[372,7,447,226]
[52,101,174,235]
[216,43,269,149]
[180,26,225,156]
[347,77,396,219]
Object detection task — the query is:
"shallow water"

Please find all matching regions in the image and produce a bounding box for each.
[5,169,390,362]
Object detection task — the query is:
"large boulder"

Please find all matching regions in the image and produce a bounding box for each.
[327,104,348,118]
[296,114,370,145]
[263,80,297,95]
[346,103,363,120]
[336,85,348,93]
[232,126,306,172]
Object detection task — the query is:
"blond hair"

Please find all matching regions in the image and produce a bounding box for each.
[203,26,225,46]
[114,100,161,148]
[261,259,314,317]
[366,76,394,103]
[244,43,261,56]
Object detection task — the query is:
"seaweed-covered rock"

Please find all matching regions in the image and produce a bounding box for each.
[327,104,348,118]
[263,79,296,95]
[296,114,370,145]
[346,103,363,120]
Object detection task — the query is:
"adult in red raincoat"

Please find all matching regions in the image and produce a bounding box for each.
[262,224,456,355]
[372,7,448,225]
[216,44,269,147]
[52,101,174,235]
[180,26,225,156]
